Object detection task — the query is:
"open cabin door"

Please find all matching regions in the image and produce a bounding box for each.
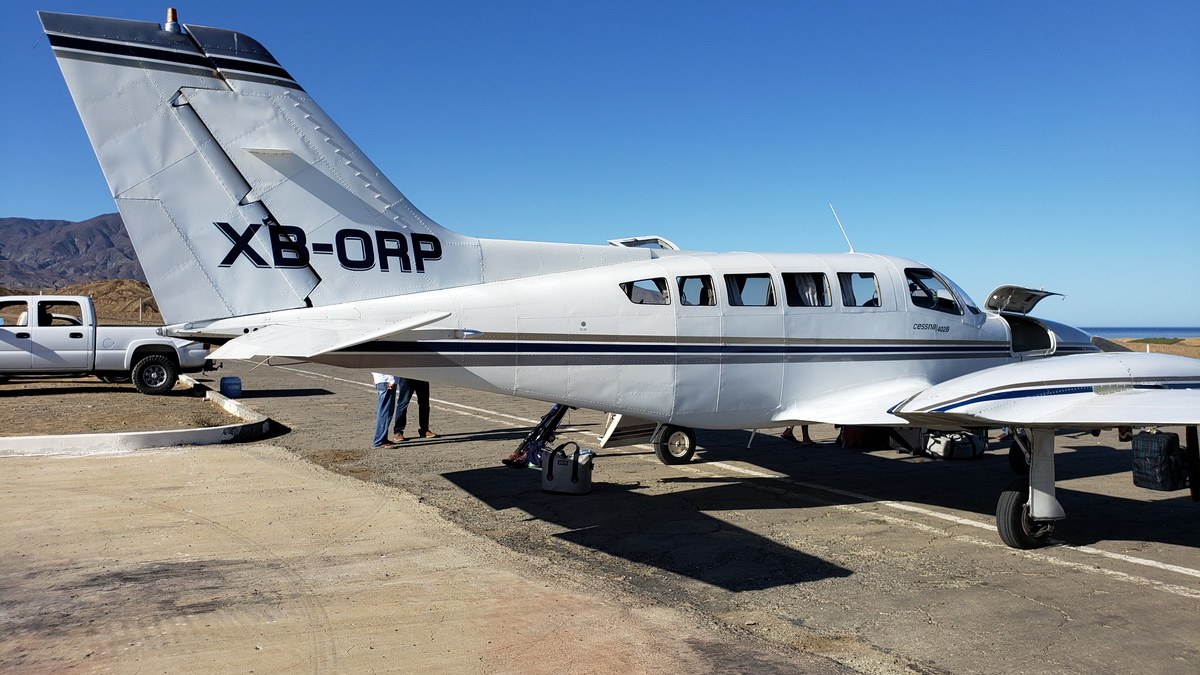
[986,285,1063,357]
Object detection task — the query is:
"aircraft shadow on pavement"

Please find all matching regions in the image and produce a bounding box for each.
[441,467,853,591]
[695,430,1200,550]
[402,427,532,445]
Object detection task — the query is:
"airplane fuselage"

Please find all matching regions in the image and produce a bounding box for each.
[205,250,1096,429]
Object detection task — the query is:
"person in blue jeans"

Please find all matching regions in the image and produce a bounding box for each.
[393,378,437,441]
[371,372,399,448]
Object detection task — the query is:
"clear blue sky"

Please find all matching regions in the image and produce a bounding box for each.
[3,1,1197,326]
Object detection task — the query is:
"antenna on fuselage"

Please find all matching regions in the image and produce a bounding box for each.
[829,204,855,253]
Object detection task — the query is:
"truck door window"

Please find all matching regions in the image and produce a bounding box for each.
[783,273,832,307]
[905,268,962,315]
[0,300,28,327]
[838,272,880,307]
[677,275,715,306]
[620,278,670,305]
[37,301,84,326]
[725,274,776,306]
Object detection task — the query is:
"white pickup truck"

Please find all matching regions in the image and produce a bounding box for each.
[0,295,210,394]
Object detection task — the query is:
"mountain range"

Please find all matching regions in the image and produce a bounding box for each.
[0,213,145,290]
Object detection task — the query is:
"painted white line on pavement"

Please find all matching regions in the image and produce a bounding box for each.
[273,365,1200,594]
[708,459,1200,584]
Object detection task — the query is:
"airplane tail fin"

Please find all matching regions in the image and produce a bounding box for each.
[40,11,481,325]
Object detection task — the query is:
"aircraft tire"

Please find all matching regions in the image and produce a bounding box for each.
[1007,442,1030,475]
[996,478,1052,549]
[132,354,178,395]
[654,425,696,465]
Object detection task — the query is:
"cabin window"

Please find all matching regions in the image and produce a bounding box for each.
[838,272,880,307]
[0,300,28,327]
[725,274,776,306]
[620,278,670,305]
[905,268,962,315]
[783,273,832,307]
[677,275,715,306]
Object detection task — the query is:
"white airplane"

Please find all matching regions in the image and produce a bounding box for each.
[40,10,1200,549]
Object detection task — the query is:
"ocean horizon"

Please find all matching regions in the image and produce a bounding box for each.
[1082,327,1200,339]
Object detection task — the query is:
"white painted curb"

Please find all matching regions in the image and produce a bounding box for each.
[0,375,272,457]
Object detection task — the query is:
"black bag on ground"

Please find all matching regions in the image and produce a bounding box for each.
[1132,431,1189,491]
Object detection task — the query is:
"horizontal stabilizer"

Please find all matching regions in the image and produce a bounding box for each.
[209,311,451,360]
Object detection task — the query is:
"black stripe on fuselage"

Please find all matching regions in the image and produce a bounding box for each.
[344,340,1012,357]
[327,340,1013,367]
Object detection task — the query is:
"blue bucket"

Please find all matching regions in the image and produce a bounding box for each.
[219,376,242,398]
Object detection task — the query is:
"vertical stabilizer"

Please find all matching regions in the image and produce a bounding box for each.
[40,11,483,325]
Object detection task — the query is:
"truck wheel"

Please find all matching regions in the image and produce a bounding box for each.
[132,354,178,395]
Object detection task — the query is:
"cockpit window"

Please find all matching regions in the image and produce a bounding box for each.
[677,275,715,306]
[725,274,776,306]
[783,273,832,307]
[620,278,670,305]
[838,272,880,307]
[905,268,962,315]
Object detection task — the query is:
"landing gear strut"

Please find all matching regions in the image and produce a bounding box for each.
[995,428,1063,549]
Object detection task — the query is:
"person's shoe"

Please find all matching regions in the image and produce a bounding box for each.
[373,443,398,449]
[781,430,797,442]
[394,434,406,442]
[423,431,438,438]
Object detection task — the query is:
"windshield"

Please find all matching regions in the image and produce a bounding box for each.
[942,274,981,314]
[905,268,982,316]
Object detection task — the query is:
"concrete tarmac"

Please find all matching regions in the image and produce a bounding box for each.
[1,444,838,674]
[4,361,1199,674]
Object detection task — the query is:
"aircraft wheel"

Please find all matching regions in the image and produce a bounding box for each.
[654,425,696,465]
[1007,441,1030,475]
[996,479,1053,549]
[132,354,178,395]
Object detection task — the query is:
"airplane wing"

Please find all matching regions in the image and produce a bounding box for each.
[890,352,1200,429]
[209,311,452,360]
[773,377,936,426]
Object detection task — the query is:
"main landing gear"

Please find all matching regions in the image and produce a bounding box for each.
[996,428,1064,549]
[651,424,697,465]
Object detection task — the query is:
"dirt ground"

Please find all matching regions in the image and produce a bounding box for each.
[1111,337,1200,359]
[0,375,237,436]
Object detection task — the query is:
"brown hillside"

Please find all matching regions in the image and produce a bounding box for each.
[40,279,163,325]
